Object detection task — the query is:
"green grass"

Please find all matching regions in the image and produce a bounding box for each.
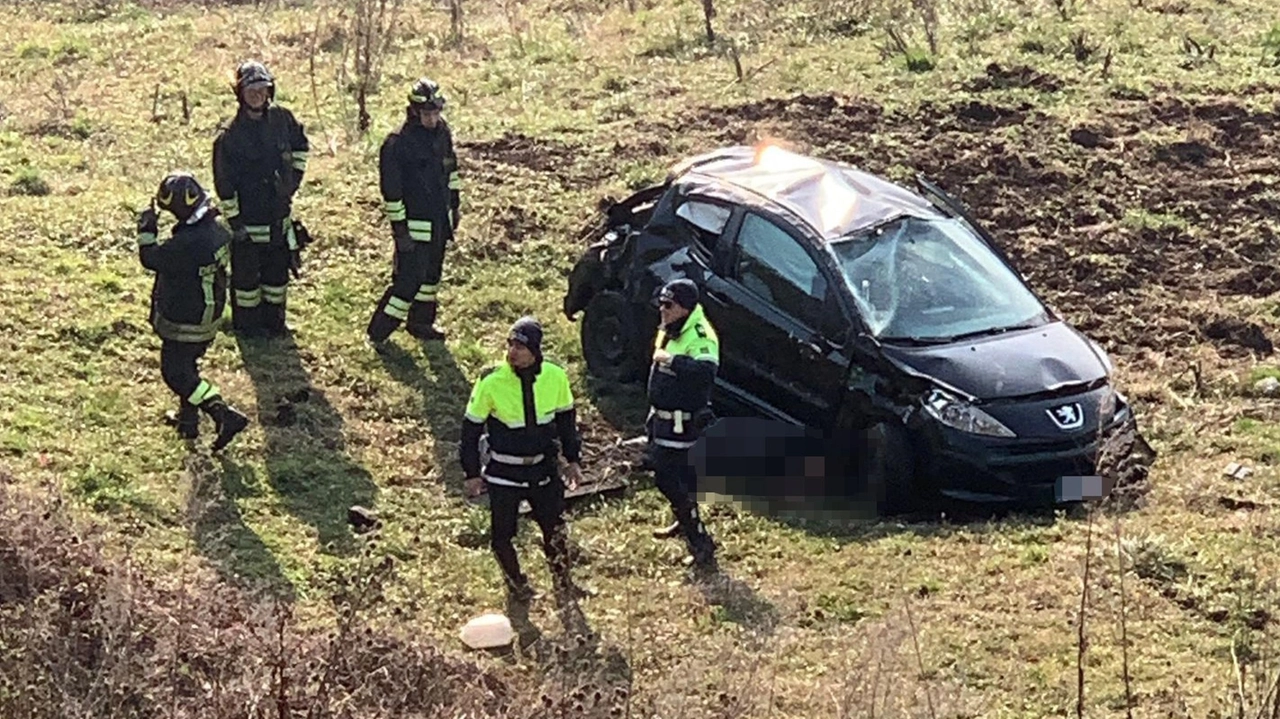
[2,0,1280,715]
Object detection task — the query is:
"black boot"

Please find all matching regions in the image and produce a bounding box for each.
[261,303,289,338]
[165,401,199,440]
[367,289,403,345]
[407,301,445,341]
[232,304,264,338]
[201,399,250,452]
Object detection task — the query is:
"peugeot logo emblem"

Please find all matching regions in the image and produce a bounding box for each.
[1047,403,1085,431]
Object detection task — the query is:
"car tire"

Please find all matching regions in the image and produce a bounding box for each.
[861,421,918,516]
[581,290,648,384]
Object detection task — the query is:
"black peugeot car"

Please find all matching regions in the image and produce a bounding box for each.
[563,144,1155,512]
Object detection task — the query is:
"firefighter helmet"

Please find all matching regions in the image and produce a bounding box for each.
[408,78,446,110]
[155,171,208,222]
[234,60,275,106]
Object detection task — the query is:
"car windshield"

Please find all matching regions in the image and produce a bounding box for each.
[830,215,1049,343]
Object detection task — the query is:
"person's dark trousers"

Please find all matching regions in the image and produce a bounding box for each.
[158,339,249,450]
[160,339,210,439]
[405,231,449,339]
[259,241,292,337]
[650,444,716,564]
[230,240,263,336]
[487,476,571,596]
[367,242,430,342]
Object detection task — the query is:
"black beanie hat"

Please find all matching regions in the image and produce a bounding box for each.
[508,316,543,360]
[658,278,699,311]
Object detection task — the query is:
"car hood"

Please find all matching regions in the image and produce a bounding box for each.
[878,321,1109,400]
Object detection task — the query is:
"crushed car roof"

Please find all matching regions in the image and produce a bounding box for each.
[668,145,946,242]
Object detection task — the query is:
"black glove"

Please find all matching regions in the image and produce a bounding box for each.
[392,220,413,253]
[289,249,302,279]
[228,217,249,243]
[137,202,158,235]
[451,208,461,231]
[274,172,299,216]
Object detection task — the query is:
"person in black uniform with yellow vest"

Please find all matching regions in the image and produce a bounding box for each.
[366,78,461,348]
[460,317,587,602]
[137,171,250,451]
[647,279,719,573]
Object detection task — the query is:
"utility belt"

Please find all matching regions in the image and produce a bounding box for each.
[487,451,546,466]
[649,407,694,434]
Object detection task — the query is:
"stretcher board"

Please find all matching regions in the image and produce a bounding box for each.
[466,476,630,514]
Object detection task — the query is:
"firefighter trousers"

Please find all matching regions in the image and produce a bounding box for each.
[366,235,447,342]
[487,476,572,593]
[231,231,292,336]
[160,339,219,432]
[651,444,716,564]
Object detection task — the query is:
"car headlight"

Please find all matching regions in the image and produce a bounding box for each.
[923,390,1017,438]
[1098,387,1117,423]
[1088,339,1115,375]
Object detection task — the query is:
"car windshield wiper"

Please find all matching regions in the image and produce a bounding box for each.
[928,320,1047,344]
[879,319,1047,347]
[878,335,955,346]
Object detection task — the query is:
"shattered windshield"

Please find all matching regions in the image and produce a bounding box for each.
[831,215,1049,343]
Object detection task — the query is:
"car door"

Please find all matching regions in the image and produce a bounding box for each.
[706,209,852,428]
[664,196,758,412]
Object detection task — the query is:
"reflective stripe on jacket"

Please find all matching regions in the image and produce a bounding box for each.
[460,360,581,486]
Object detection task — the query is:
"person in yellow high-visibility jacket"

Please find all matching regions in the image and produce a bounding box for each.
[646,279,720,574]
[459,316,589,603]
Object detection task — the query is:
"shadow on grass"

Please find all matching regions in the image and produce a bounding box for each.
[233,333,378,557]
[504,590,633,714]
[181,453,295,599]
[375,340,470,497]
[580,376,649,440]
[704,484,1091,547]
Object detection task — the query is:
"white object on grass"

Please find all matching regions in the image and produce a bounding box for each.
[460,613,515,649]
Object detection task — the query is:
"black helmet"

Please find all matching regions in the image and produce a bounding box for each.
[155,171,208,222]
[234,60,275,106]
[407,78,446,111]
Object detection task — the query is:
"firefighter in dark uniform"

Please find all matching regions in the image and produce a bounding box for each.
[212,60,310,338]
[137,172,250,451]
[647,279,719,572]
[366,78,461,348]
[460,317,587,603]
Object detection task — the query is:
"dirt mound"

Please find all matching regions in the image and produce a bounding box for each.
[1200,315,1274,357]
[458,131,611,189]
[962,63,1064,93]
[1223,265,1280,298]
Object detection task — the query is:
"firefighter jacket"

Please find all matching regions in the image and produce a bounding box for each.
[137,207,232,344]
[379,118,461,244]
[647,303,720,450]
[211,106,309,248]
[460,360,581,487]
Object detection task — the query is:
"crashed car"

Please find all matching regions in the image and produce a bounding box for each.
[563,144,1154,511]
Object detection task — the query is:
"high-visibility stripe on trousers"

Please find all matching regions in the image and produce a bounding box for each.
[187,379,221,406]
[384,295,411,320]
[414,283,438,303]
[262,284,287,306]
[235,288,262,308]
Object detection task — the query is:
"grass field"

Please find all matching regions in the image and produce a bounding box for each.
[3,0,1280,716]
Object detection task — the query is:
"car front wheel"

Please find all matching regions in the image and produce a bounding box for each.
[580,290,649,384]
